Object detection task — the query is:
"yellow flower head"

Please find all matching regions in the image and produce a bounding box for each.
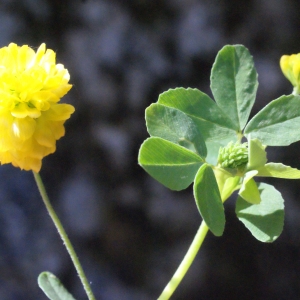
[0,43,74,172]
[280,53,300,94]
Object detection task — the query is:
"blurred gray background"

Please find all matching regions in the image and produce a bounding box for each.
[1,0,300,299]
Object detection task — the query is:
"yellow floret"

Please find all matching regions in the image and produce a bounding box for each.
[0,43,74,172]
[280,53,300,94]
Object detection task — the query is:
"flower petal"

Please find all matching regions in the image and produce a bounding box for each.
[12,117,36,140]
[0,43,74,171]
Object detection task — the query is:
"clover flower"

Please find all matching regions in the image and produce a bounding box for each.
[214,137,300,205]
[218,141,248,169]
[0,43,74,172]
[280,53,300,94]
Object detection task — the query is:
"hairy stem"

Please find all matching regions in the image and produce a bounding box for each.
[33,171,96,300]
[157,221,209,300]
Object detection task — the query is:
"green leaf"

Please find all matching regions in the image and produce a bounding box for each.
[236,182,284,242]
[247,138,267,170]
[257,162,300,178]
[245,95,300,146]
[206,139,235,166]
[193,164,225,236]
[211,45,258,130]
[138,137,204,190]
[221,176,240,202]
[38,272,76,300]
[238,170,261,204]
[213,167,233,200]
[146,103,207,157]
[157,88,237,143]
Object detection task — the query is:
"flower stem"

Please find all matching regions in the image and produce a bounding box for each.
[157,221,209,300]
[292,88,299,96]
[33,171,96,300]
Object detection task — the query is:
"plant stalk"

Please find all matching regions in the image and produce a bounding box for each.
[157,221,209,300]
[33,171,96,300]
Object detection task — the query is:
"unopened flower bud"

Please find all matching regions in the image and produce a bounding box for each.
[218,142,248,169]
[280,54,300,94]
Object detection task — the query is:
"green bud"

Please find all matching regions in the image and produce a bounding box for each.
[218,141,248,169]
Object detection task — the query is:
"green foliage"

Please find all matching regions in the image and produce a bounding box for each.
[193,164,225,236]
[138,44,300,241]
[157,88,237,140]
[236,183,284,242]
[38,272,76,300]
[211,45,258,130]
[257,163,300,178]
[247,138,267,170]
[146,103,207,157]
[138,137,204,191]
[245,94,300,146]
[238,171,260,204]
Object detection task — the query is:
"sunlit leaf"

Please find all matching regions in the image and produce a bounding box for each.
[247,138,267,170]
[257,162,300,178]
[211,45,258,130]
[138,137,204,190]
[194,164,225,236]
[221,176,240,202]
[157,88,237,143]
[245,94,300,146]
[146,103,207,157]
[236,182,284,242]
[238,170,260,204]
